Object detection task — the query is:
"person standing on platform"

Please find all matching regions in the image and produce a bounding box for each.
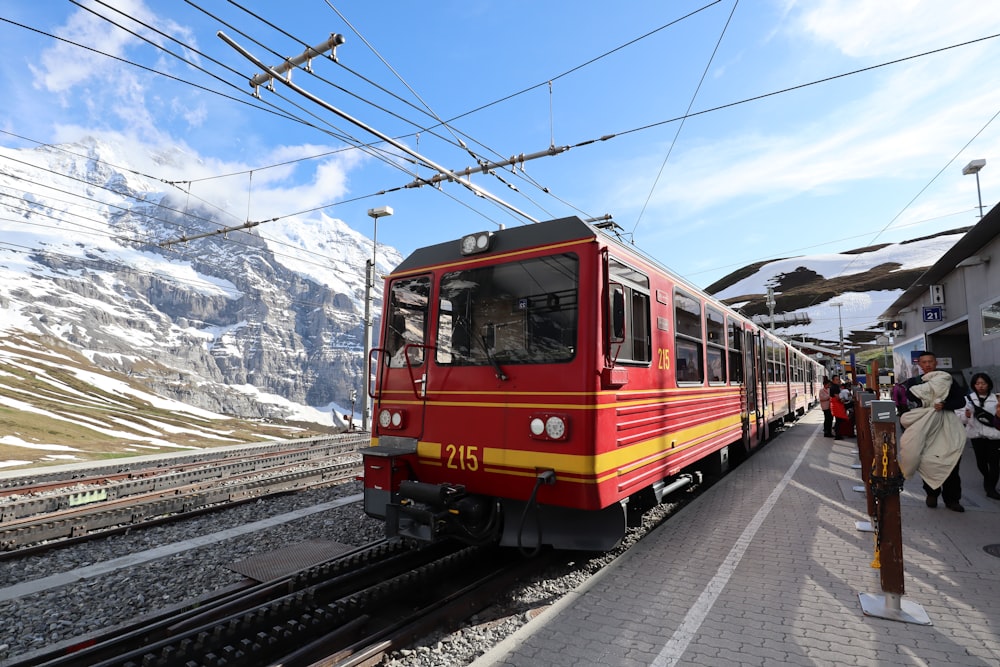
[898,351,968,512]
[819,378,834,438]
[960,372,1000,500]
[839,382,856,437]
[831,383,850,440]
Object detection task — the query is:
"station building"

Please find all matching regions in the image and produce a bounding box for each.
[880,202,1000,388]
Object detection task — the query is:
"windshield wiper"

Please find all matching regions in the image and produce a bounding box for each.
[477,331,508,381]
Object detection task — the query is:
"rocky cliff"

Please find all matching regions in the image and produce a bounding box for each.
[0,137,400,423]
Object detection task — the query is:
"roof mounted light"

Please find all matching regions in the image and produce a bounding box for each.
[460,231,493,255]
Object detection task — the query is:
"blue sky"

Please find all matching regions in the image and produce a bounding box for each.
[2,0,999,289]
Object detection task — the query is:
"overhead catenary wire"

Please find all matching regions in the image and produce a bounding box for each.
[631,0,739,240]
[40,3,439,189]
[0,129,477,276]
[0,151,381,278]
[218,30,541,225]
[5,5,999,290]
[56,2,529,231]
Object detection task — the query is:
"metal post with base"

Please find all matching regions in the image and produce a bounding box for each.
[858,400,931,625]
[853,392,877,532]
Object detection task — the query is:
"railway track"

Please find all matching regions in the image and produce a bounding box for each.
[6,537,554,667]
[0,434,368,553]
[1,425,740,665]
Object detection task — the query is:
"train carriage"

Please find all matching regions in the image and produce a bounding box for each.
[362,216,822,551]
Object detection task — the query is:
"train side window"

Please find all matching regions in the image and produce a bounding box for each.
[630,291,650,361]
[674,290,703,383]
[727,319,743,384]
[607,258,650,364]
[765,338,786,383]
[778,342,787,382]
[385,276,430,368]
[706,307,726,384]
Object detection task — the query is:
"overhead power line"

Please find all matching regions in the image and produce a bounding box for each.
[218,30,541,224]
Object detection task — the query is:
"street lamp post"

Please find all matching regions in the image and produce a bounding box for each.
[875,332,889,370]
[362,205,393,432]
[832,302,844,374]
[766,287,776,330]
[962,159,986,218]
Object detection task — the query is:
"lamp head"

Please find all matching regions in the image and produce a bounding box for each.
[962,159,986,175]
[367,206,394,219]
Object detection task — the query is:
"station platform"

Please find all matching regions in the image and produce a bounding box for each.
[474,409,1000,666]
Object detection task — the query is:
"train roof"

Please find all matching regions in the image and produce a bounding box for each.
[392,216,714,308]
[391,216,597,274]
[388,216,813,358]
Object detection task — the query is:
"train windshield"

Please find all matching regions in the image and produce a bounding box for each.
[436,253,578,365]
[384,276,430,368]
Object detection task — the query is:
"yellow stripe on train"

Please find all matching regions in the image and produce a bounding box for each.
[413,412,745,482]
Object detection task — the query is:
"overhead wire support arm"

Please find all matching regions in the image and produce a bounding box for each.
[249,33,346,95]
[218,31,540,224]
[403,145,571,190]
[160,218,274,247]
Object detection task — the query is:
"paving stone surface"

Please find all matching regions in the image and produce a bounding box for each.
[475,411,1000,666]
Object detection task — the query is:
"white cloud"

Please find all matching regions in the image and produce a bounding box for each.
[29,1,202,140]
[789,0,998,58]
[620,3,1000,226]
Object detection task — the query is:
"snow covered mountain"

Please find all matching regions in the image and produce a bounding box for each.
[0,137,401,431]
[706,228,968,352]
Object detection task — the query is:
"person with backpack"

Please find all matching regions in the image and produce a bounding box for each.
[960,372,1000,500]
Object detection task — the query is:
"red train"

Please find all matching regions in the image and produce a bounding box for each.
[362,217,822,551]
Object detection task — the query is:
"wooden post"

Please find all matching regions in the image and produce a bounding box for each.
[858,400,930,624]
[854,392,877,520]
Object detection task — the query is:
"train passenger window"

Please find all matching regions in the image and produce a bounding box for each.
[727,319,743,384]
[607,258,651,364]
[706,307,726,384]
[436,253,578,366]
[674,290,703,383]
[385,276,430,368]
[765,338,785,383]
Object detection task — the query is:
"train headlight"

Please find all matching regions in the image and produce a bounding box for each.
[378,408,407,430]
[545,416,566,439]
[460,231,493,255]
[528,413,569,441]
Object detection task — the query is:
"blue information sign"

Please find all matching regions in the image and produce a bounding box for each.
[922,306,943,322]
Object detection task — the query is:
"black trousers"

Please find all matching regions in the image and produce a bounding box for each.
[922,457,962,504]
[971,438,1000,493]
[822,409,833,435]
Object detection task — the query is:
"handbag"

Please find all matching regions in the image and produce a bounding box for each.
[972,398,997,428]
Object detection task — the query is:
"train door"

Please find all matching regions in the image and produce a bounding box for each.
[375,274,432,439]
[727,319,748,450]
[748,330,767,442]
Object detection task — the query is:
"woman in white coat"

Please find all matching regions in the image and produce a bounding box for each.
[961,372,1000,499]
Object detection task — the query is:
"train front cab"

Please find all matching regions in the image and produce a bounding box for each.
[362,218,781,551]
[363,220,618,550]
